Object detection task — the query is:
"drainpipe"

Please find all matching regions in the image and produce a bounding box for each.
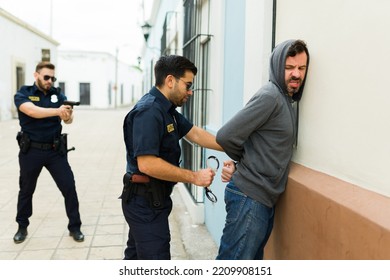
[272,0,277,50]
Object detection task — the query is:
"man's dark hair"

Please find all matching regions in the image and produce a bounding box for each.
[35,62,55,72]
[154,55,198,86]
[287,40,309,58]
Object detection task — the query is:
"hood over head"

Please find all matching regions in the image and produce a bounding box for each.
[269,39,310,102]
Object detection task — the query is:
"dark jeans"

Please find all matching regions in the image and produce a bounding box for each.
[216,180,275,260]
[121,193,172,260]
[16,148,82,231]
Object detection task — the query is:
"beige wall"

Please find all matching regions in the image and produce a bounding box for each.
[276,0,390,198]
[265,163,390,259]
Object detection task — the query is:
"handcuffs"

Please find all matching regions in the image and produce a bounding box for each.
[204,155,219,203]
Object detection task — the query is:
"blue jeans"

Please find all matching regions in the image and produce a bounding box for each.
[216,180,275,260]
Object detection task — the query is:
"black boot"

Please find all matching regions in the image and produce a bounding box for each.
[69,230,84,242]
[13,227,28,244]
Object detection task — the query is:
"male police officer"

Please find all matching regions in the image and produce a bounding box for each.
[122,55,223,259]
[13,62,84,243]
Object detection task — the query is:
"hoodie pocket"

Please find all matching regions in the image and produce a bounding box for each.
[259,166,284,185]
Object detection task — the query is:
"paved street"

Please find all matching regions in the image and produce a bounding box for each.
[0,108,217,260]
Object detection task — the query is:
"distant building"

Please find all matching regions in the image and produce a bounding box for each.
[0,7,142,121]
[57,50,142,108]
[0,8,59,121]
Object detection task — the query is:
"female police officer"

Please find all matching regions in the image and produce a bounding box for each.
[13,62,84,243]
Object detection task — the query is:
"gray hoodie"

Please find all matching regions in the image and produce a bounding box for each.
[216,39,309,207]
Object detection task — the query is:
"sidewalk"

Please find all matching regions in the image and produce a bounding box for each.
[0,108,217,260]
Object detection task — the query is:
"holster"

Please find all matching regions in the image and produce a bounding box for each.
[120,172,173,209]
[16,131,31,154]
[54,133,68,156]
[120,173,134,202]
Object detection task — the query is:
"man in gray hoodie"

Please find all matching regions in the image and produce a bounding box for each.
[216,39,310,260]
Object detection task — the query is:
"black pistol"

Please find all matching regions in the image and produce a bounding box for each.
[63,100,80,108]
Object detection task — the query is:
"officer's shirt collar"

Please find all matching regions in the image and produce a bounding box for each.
[150,86,177,113]
[32,83,58,96]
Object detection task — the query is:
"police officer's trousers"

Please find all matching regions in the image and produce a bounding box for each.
[122,194,172,260]
[16,148,82,231]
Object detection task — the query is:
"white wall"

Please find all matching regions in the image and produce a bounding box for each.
[58,51,142,108]
[141,0,180,92]
[0,8,58,121]
[243,0,273,103]
[58,51,113,107]
[276,0,390,197]
[206,0,225,131]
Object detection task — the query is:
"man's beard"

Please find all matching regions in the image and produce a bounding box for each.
[287,77,301,96]
[37,79,50,93]
[288,87,299,96]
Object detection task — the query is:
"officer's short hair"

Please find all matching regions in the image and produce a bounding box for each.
[35,62,55,73]
[154,55,197,87]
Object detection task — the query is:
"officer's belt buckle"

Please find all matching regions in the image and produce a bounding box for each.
[131,174,150,183]
[30,142,54,150]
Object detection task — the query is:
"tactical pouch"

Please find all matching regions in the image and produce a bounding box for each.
[16,131,31,154]
[147,178,173,209]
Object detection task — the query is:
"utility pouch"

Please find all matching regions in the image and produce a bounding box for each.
[147,178,173,209]
[16,131,31,154]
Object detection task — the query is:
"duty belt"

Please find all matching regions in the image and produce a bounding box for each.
[30,142,54,150]
[128,174,150,195]
[121,173,173,208]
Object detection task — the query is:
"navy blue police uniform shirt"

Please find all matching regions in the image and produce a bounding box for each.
[123,87,193,186]
[14,84,66,143]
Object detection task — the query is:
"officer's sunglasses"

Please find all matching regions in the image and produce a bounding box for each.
[43,75,57,82]
[177,77,194,91]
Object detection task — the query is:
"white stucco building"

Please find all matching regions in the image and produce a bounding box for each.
[0,7,142,120]
[0,8,59,121]
[57,50,142,108]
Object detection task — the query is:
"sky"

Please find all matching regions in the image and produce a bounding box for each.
[0,0,153,65]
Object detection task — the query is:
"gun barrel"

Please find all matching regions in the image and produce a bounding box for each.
[63,101,80,107]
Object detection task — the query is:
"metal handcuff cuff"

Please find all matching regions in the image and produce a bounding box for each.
[204,155,219,203]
